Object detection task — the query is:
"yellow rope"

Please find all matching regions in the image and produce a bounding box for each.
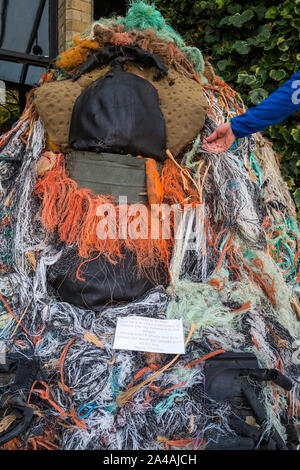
[116,323,195,407]
[10,301,31,339]
[84,332,105,349]
[0,413,16,432]
[166,149,201,199]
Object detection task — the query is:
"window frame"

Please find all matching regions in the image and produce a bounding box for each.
[0,0,58,85]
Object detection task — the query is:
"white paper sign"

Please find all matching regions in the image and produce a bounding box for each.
[113,316,185,354]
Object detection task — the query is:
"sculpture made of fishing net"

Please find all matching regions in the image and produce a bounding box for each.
[0,1,299,451]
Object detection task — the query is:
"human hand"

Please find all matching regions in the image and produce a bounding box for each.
[36,151,57,176]
[202,122,236,153]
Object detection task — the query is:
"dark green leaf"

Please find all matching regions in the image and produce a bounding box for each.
[279,127,293,143]
[292,18,300,31]
[248,88,268,105]
[193,1,206,14]
[256,24,271,44]
[233,40,251,54]
[216,59,228,71]
[277,37,290,52]
[291,129,300,143]
[229,10,254,28]
[254,5,266,21]
[227,3,242,15]
[263,36,278,50]
[237,73,256,85]
[265,6,277,19]
[294,189,300,206]
[269,69,287,81]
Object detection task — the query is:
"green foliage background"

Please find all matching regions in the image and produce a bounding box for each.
[155,0,300,213]
[0,89,20,133]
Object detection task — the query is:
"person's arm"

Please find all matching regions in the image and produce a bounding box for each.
[203,65,300,152]
[231,65,300,138]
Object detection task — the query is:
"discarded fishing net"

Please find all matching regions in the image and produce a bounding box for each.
[34,52,208,156]
[0,1,299,451]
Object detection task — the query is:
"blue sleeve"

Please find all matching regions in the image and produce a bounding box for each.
[231,66,300,139]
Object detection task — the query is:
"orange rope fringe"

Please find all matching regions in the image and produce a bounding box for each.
[116,323,195,407]
[35,154,200,275]
[184,349,226,368]
[231,300,251,313]
[60,338,76,396]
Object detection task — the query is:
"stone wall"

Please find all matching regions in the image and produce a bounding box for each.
[58,0,94,53]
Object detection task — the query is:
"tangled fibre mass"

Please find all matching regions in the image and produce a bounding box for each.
[0,1,299,451]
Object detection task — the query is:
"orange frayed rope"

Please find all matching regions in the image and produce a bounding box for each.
[116,323,195,407]
[35,153,200,274]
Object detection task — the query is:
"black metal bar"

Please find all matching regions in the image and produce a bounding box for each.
[0,80,32,92]
[0,49,50,67]
[20,0,47,86]
[19,89,26,114]
[26,0,47,56]
[0,0,8,48]
[49,0,58,60]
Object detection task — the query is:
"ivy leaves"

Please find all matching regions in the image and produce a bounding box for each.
[233,40,251,54]
[269,69,287,81]
[256,24,271,45]
[237,73,256,86]
[219,9,254,28]
[155,0,300,214]
[236,74,269,104]
[248,88,269,105]
[291,128,300,143]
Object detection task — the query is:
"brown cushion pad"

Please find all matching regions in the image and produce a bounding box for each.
[34,79,82,150]
[34,64,208,156]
